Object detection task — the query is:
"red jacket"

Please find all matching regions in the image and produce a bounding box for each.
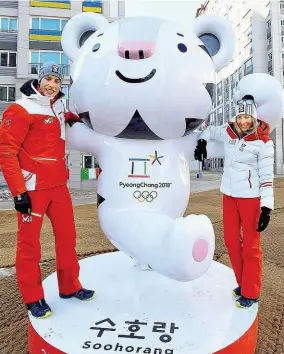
[0,80,81,196]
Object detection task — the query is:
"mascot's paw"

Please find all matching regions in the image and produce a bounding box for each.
[155,214,215,281]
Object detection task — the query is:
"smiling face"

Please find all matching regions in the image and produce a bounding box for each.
[62,15,234,139]
[39,75,61,98]
[236,114,254,132]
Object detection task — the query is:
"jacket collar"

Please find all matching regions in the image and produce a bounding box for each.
[227,120,271,142]
[20,79,64,106]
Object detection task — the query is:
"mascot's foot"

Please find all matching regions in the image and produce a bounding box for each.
[151,214,215,281]
[99,206,215,282]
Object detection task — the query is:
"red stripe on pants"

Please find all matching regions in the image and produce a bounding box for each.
[223,195,262,299]
[16,185,82,304]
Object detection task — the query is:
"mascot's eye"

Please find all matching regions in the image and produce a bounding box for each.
[178,43,187,53]
[92,43,100,52]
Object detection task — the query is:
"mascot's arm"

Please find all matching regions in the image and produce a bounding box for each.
[66,122,105,157]
[182,129,225,159]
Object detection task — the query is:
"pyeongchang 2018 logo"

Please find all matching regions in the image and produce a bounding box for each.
[128,150,164,179]
[119,150,172,202]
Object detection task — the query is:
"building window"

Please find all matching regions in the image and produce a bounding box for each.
[244,58,253,75]
[269,70,273,76]
[0,17,18,32]
[225,106,230,121]
[280,3,284,9]
[31,17,68,31]
[82,155,99,169]
[281,20,284,26]
[268,53,273,61]
[0,52,16,67]
[208,112,216,126]
[31,51,68,65]
[217,82,223,106]
[30,51,69,75]
[217,107,223,125]
[0,86,15,102]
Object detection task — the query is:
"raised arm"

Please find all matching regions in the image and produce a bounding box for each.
[65,121,107,157]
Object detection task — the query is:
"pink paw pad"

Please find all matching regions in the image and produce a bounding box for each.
[192,239,209,262]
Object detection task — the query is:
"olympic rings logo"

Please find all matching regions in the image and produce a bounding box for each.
[133,190,158,202]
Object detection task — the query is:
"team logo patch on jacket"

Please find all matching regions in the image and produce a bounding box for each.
[239,143,246,151]
[229,139,236,145]
[44,117,54,124]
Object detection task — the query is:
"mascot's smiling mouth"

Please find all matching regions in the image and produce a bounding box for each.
[115,69,156,83]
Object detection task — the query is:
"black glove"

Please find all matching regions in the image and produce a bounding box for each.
[14,192,32,214]
[194,139,207,161]
[256,206,271,232]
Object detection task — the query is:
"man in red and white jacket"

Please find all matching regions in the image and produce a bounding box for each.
[0,62,95,319]
[194,96,274,309]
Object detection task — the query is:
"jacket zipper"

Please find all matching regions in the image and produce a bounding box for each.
[33,157,57,161]
[248,170,252,189]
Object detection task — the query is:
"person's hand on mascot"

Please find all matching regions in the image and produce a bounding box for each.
[194,139,207,161]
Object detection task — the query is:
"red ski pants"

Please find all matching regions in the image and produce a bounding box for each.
[16,185,82,304]
[223,195,262,299]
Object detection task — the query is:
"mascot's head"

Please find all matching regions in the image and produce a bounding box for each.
[62,14,234,139]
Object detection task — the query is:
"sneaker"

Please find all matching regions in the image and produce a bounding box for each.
[236,296,259,309]
[41,298,52,313]
[26,299,52,319]
[232,286,242,297]
[59,288,96,301]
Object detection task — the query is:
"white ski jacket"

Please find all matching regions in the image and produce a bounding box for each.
[199,121,274,210]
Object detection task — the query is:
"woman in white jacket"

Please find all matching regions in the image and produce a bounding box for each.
[194,96,274,309]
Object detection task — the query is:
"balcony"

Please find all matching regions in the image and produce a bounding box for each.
[0,1,18,9]
[30,0,71,9]
[29,29,62,42]
[82,1,103,13]
[29,63,70,76]
[267,27,271,38]
[0,29,17,50]
[268,60,273,72]
[0,66,17,76]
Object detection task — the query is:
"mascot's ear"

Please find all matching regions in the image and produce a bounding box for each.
[61,12,109,62]
[192,15,235,72]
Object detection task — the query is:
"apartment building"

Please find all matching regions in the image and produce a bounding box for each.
[200,0,284,174]
[0,0,125,188]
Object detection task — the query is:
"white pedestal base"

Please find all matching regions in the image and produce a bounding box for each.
[28,252,258,354]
